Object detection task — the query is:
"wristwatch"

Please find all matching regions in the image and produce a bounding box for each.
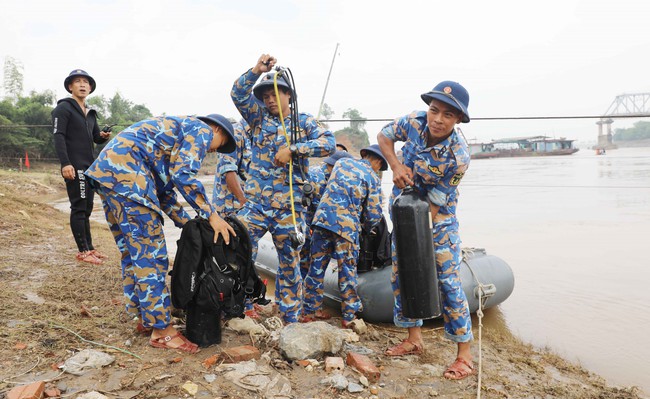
[289,144,298,155]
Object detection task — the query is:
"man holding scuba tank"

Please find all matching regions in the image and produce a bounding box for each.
[85,114,237,353]
[377,81,474,380]
[302,145,386,326]
[231,54,335,323]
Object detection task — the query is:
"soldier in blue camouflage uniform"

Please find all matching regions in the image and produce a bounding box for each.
[212,119,251,216]
[302,145,386,326]
[231,54,335,323]
[298,150,354,279]
[85,114,236,353]
[378,81,475,380]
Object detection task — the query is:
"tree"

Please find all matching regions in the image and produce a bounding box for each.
[342,108,367,133]
[333,108,369,151]
[3,56,24,101]
[613,121,650,142]
[0,90,54,157]
[0,88,151,158]
[87,91,152,130]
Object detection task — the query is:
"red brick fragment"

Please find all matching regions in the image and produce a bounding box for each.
[7,381,45,399]
[202,354,219,369]
[44,387,61,398]
[346,352,381,382]
[221,345,260,363]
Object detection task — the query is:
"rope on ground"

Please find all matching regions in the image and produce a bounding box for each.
[463,253,492,399]
[1,356,40,384]
[50,322,142,360]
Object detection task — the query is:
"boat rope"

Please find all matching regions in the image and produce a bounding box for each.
[462,249,494,399]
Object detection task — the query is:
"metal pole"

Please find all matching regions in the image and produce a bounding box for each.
[317,43,340,120]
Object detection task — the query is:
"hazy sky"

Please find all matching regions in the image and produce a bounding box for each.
[2,0,649,144]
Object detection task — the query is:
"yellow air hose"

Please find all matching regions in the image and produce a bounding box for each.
[273,73,300,234]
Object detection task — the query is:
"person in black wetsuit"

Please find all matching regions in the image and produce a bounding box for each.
[52,69,111,265]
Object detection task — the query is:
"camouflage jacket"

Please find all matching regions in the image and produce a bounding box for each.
[231,69,335,211]
[312,158,383,244]
[85,115,215,226]
[380,110,470,231]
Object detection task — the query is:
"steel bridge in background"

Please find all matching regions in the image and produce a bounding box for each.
[596,92,650,149]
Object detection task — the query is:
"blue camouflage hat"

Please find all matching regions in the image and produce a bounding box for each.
[323,150,354,167]
[421,81,470,123]
[360,144,388,171]
[197,114,236,154]
[64,69,96,94]
[253,72,293,101]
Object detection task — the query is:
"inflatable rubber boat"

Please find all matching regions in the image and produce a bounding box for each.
[253,237,515,323]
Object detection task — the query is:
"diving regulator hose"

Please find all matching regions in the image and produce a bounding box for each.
[272,70,304,246]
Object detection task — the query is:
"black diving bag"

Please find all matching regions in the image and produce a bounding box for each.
[357,215,392,272]
[170,215,268,317]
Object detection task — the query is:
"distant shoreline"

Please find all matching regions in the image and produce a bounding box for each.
[614,138,650,148]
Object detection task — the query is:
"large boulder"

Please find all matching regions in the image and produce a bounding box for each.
[278,322,345,360]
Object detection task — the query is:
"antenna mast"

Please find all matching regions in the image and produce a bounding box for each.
[317,43,340,120]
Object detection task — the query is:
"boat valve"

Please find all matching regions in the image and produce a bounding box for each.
[474,283,497,300]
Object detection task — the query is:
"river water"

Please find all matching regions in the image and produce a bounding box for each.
[62,146,650,393]
[455,147,650,394]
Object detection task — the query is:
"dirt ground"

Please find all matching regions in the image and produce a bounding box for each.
[0,169,645,399]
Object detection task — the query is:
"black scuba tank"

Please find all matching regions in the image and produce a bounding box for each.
[391,187,441,319]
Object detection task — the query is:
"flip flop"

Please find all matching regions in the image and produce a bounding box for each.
[149,332,199,353]
[443,357,475,380]
[385,339,424,356]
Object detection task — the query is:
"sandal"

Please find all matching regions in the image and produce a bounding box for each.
[443,357,475,380]
[300,313,317,323]
[149,332,199,353]
[300,309,332,323]
[314,310,332,320]
[385,339,424,356]
[89,249,108,259]
[341,317,357,329]
[76,251,103,265]
[136,322,153,335]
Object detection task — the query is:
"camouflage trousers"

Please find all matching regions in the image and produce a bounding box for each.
[303,227,361,322]
[237,202,305,323]
[390,230,473,343]
[96,186,171,330]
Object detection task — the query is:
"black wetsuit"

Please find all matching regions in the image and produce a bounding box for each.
[52,97,108,252]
